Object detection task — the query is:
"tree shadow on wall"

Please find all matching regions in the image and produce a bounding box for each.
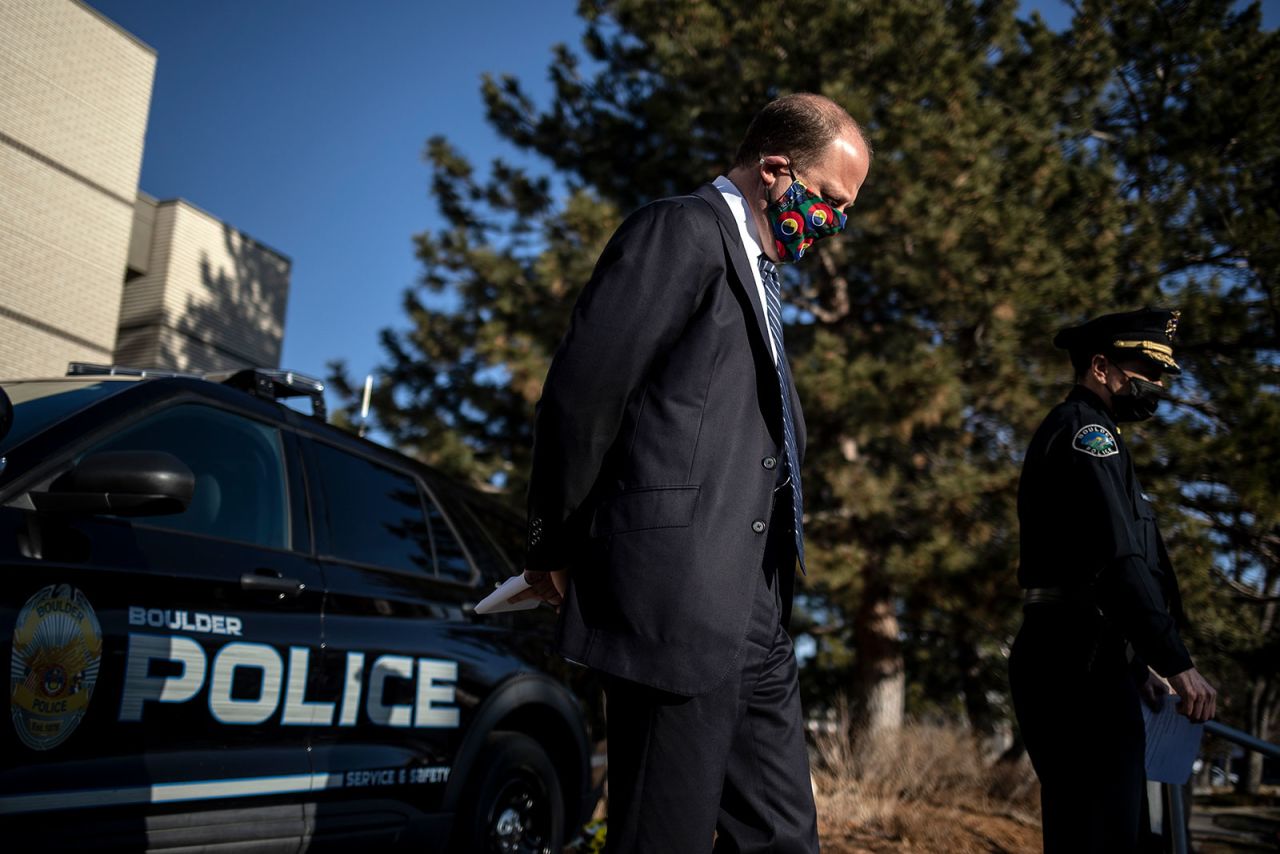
[157,219,290,374]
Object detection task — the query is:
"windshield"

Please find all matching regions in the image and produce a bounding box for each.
[0,381,132,453]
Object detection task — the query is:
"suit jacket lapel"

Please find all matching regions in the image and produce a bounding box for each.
[690,184,773,359]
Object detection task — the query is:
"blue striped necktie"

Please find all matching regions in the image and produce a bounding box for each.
[758,255,805,571]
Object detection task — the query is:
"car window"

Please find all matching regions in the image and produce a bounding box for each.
[86,403,289,549]
[422,494,475,584]
[465,496,525,570]
[309,441,433,575]
[433,491,515,586]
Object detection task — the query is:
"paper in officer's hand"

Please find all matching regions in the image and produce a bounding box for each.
[473,574,540,615]
[1142,693,1204,784]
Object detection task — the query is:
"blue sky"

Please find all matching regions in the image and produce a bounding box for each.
[85,0,1275,416]
[87,0,588,406]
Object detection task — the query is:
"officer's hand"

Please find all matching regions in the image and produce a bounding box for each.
[509,569,566,609]
[1139,669,1173,712]
[1167,667,1217,723]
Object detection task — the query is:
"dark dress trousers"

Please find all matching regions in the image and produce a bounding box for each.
[526,184,818,852]
[1010,386,1193,853]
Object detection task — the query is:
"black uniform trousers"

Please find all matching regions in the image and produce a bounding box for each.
[601,503,819,854]
[1010,603,1145,853]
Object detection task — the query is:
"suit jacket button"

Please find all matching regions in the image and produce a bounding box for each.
[762,456,777,470]
[751,520,766,534]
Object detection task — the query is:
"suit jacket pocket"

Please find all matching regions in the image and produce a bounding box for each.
[588,485,700,537]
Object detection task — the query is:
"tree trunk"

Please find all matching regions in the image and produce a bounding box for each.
[958,630,997,739]
[1237,574,1278,796]
[852,573,904,741]
[1236,676,1273,795]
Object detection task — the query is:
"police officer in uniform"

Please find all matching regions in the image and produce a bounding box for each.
[1010,308,1217,852]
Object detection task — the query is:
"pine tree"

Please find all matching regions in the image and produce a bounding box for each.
[329,141,622,498]
[1069,0,1279,792]
[331,0,1278,757]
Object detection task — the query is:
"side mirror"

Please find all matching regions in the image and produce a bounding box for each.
[30,450,195,517]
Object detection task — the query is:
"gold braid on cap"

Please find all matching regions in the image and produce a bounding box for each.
[1113,339,1177,368]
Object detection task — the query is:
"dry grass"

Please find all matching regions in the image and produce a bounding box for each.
[811,704,1043,853]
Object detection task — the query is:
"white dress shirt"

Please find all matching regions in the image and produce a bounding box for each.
[713,175,777,364]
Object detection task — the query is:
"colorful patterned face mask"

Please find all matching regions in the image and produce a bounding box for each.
[764,166,848,263]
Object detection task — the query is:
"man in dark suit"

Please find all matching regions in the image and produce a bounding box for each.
[1010,309,1216,852]
[511,93,871,852]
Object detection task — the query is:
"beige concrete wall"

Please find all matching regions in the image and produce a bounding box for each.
[126,191,157,277]
[0,312,106,380]
[115,200,291,373]
[0,0,155,378]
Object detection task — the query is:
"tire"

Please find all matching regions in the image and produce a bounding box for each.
[450,732,565,854]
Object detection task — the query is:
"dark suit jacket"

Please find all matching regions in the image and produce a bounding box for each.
[526,183,805,696]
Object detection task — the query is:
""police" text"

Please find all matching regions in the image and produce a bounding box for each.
[117,634,460,729]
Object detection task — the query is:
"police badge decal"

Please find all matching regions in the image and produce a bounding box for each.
[10,584,103,750]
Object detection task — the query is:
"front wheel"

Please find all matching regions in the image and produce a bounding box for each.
[451,732,564,854]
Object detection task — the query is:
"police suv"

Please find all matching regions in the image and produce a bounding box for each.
[0,365,604,852]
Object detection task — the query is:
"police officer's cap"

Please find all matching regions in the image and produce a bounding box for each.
[1053,307,1182,375]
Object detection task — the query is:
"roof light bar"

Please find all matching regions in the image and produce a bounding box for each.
[210,369,327,421]
[66,363,328,421]
[67,362,202,380]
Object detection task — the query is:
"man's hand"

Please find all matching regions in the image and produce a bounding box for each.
[1139,669,1173,712]
[1167,667,1217,723]
[508,569,566,609]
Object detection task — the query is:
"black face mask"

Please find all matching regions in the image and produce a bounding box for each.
[1111,377,1165,422]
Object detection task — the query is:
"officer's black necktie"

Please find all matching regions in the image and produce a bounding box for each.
[758,255,805,572]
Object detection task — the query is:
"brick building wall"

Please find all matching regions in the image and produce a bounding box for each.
[0,0,156,378]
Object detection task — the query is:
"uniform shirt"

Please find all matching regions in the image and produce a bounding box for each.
[713,175,777,364]
[1017,386,1193,677]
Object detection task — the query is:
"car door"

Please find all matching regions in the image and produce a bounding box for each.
[0,398,323,851]
[298,435,513,845]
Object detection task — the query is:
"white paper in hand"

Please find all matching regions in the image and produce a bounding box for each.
[473,574,540,615]
[1142,693,1204,784]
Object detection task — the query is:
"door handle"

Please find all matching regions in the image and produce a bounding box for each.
[240,569,306,597]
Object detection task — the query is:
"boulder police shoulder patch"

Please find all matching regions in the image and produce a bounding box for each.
[1073,424,1119,458]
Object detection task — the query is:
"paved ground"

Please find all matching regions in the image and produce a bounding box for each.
[1191,803,1280,852]
[817,803,1279,853]
[567,796,1280,852]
